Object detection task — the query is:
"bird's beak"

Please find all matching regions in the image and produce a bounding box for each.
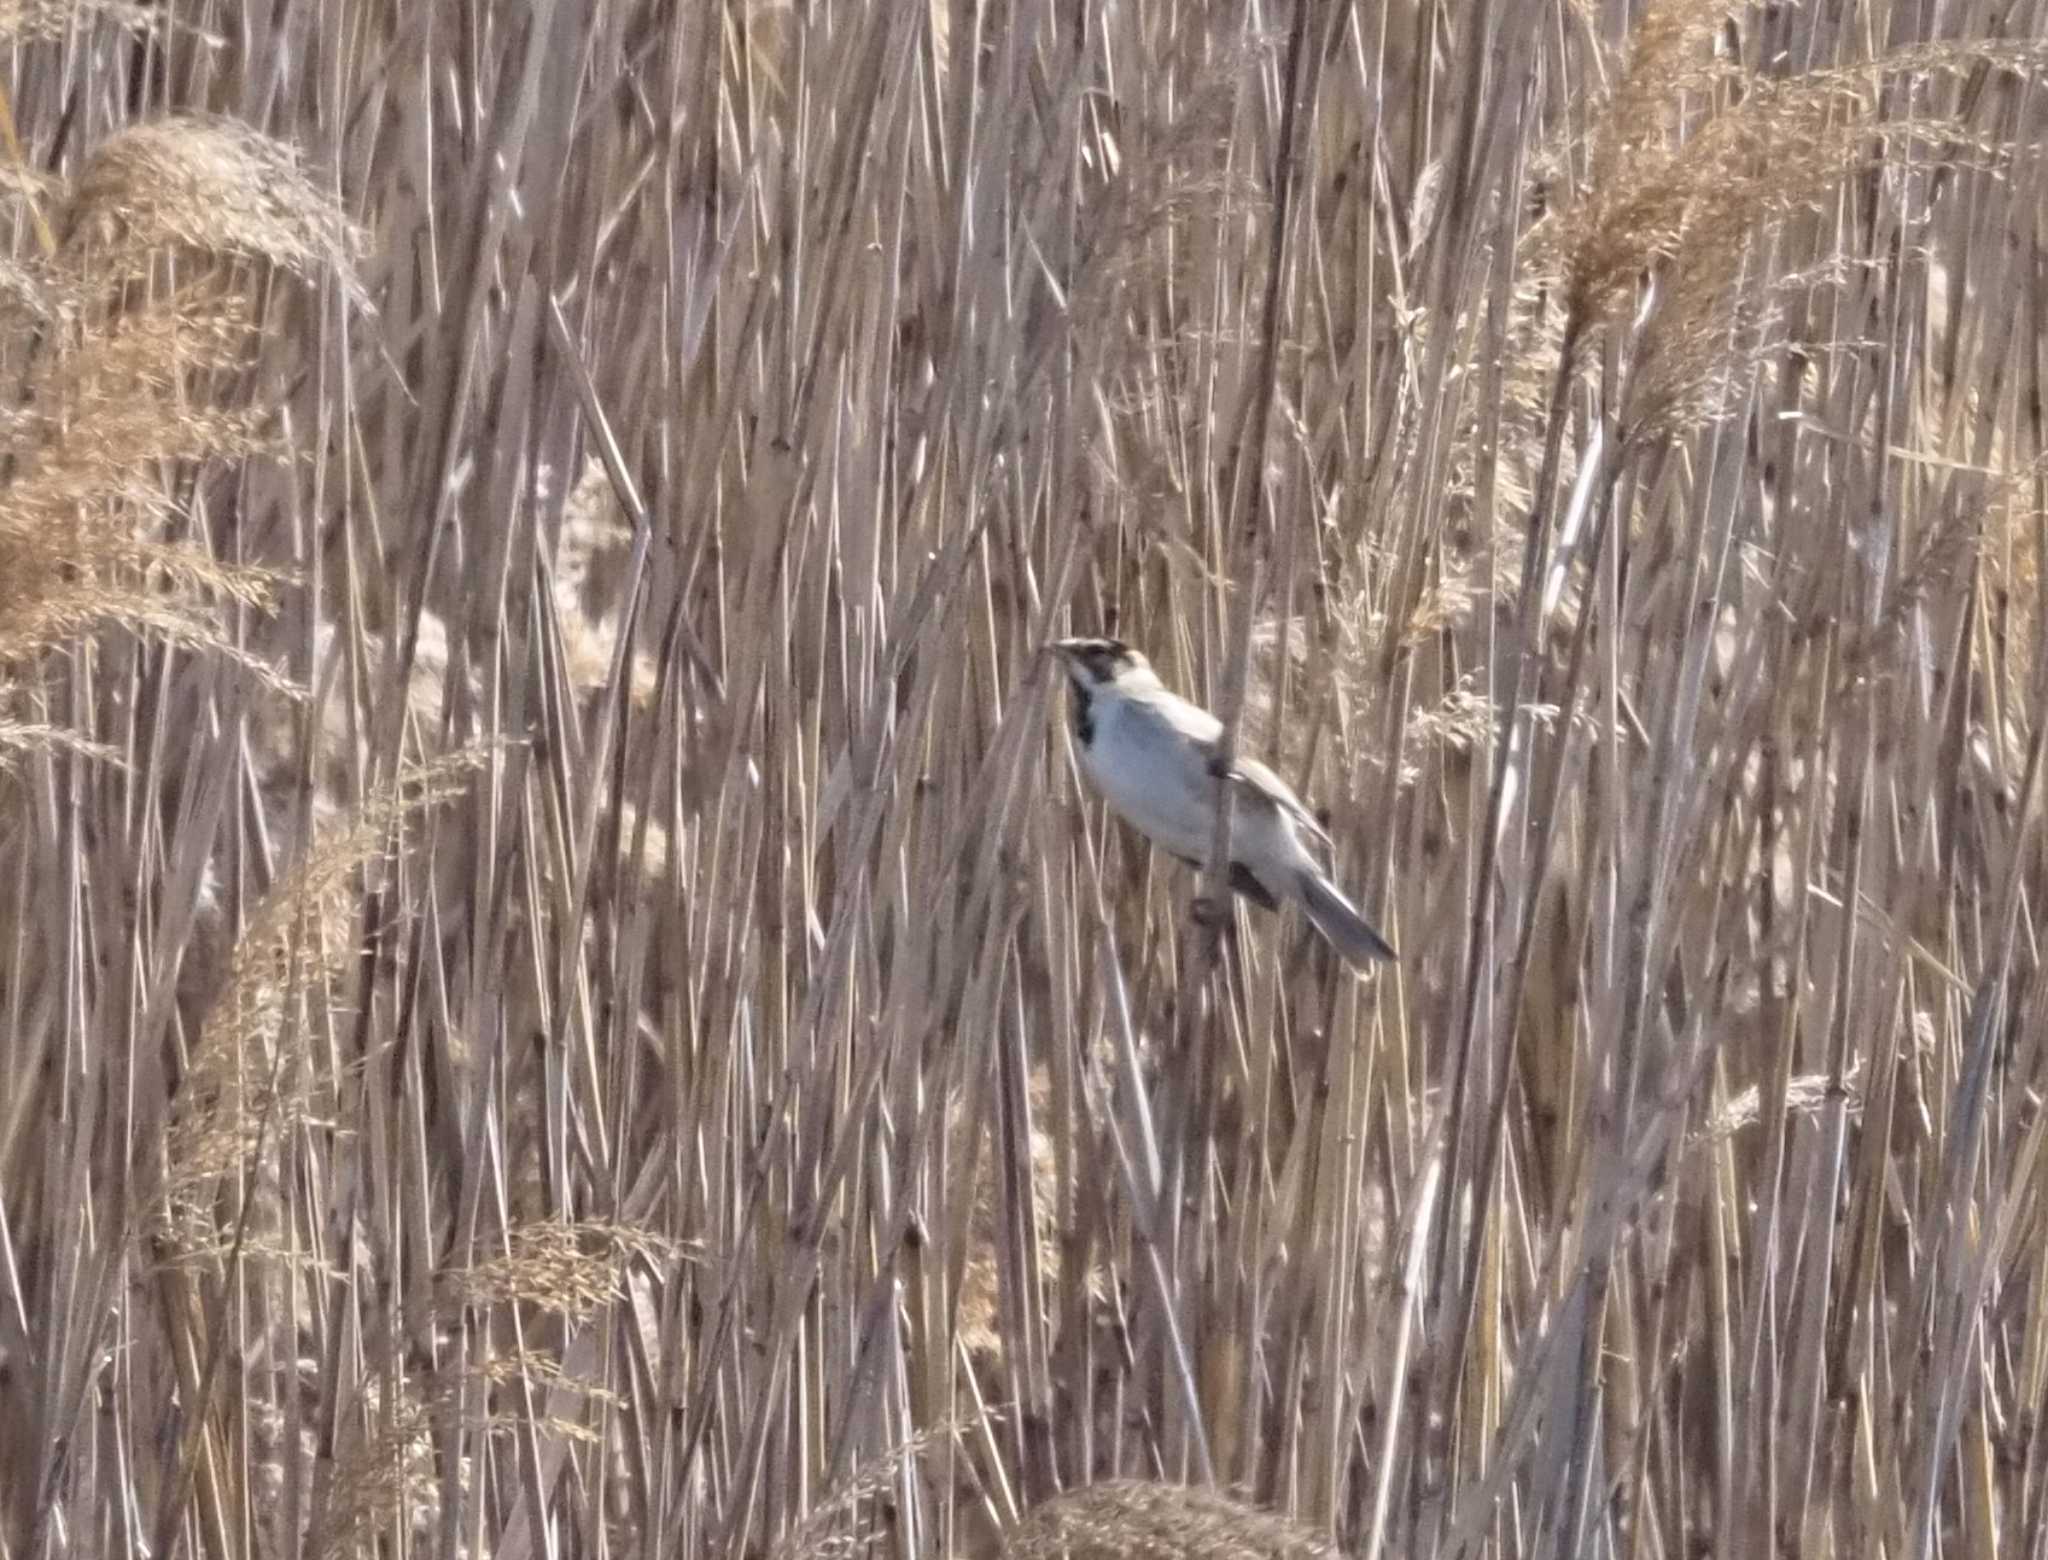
[1042,639,1079,669]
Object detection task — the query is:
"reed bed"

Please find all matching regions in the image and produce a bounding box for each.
[2,2,2046,1557]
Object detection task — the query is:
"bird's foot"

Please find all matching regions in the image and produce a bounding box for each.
[1190,894,1231,932]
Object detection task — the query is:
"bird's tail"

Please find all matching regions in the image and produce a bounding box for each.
[1297,870,1398,965]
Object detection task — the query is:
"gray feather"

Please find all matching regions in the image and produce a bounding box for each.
[1296,871,1398,965]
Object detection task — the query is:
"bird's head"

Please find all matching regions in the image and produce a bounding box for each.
[1047,637,1148,693]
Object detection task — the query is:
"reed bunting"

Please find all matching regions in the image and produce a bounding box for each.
[1049,637,1396,965]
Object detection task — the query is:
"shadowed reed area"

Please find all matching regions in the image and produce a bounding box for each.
[3,1,2048,1557]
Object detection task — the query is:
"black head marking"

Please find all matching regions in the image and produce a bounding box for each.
[1060,638,1137,683]
[1052,638,1144,748]
[1070,681,1094,745]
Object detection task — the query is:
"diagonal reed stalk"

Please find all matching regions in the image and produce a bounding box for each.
[2,5,2047,1560]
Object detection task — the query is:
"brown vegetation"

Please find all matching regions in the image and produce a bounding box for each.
[3,2,2046,1558]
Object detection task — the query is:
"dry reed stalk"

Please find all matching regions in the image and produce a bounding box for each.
[2,4,2047,1559]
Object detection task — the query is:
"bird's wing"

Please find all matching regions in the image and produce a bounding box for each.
[1225,752,1333,848]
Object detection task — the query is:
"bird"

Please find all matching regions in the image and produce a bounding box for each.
[1048,637,1397,965]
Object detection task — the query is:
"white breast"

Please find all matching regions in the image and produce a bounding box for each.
[1079,687,1304,881]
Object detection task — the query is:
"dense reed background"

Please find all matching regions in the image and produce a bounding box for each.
[3,1,2047,1556]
